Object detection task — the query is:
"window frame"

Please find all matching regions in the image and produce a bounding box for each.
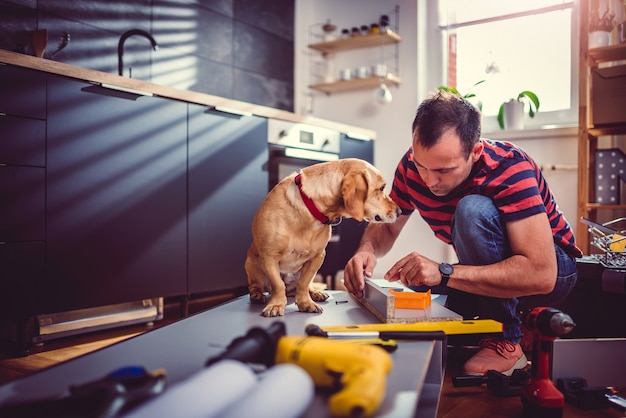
[436,1,580,133]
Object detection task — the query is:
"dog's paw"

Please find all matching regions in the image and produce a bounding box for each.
[296,300,323,314]
[309,289,329,302]
[249,290,267,304]
[261,303,286,317]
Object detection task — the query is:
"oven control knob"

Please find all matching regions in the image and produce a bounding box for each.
[278,130,288,139]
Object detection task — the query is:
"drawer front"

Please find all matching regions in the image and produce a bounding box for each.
[0,114,45,166]
[0,165,45,241]
[0,64,46,119]
[0,242,45,317]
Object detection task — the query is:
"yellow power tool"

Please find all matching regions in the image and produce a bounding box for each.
[205,321,392,418]
[275,334,392,417]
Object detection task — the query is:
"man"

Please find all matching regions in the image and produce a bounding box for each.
[344,91,581,376]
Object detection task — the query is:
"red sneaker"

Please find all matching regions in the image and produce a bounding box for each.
[462,338,528,376]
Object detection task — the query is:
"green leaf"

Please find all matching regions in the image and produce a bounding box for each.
[517,90,540,117]
[497,104,505,129]
[438,85,460,95]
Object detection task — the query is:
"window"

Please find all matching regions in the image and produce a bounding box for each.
[438,1,577,132]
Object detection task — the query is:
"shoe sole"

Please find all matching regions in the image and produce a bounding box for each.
[500,352,528,376]
[463,352,528,377]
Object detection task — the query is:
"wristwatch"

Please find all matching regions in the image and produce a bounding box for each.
[439,263,454,286]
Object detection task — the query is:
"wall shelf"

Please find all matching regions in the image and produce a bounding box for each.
[308,30,402,54]
[307,7,401,96]
[309,73,402,94]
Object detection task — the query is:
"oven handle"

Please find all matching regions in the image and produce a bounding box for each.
[283,147,339,162]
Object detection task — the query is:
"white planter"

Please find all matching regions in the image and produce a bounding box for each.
[589,31,610,49]
[503,101,525,130]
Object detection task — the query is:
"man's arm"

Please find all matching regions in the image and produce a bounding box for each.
[385,212,557,298]
[343,214,410,298]
[452,211,557,297]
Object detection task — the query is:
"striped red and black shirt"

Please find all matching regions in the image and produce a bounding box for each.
[390,139,582,258]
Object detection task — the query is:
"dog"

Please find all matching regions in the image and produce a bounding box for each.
[245,158,399,317]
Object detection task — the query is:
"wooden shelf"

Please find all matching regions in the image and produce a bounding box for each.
[309,74,402,95]
[588,43,626,65]
[583,204,626,210]
[308,30,402,54]
[588,125,626,137]
[576,0,626,253]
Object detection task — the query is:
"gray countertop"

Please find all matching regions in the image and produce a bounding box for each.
[0,291,445,417]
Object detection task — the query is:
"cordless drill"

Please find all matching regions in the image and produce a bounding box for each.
[520,307,575,418]
[205,322,393,418]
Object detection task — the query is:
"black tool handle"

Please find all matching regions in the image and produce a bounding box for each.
[452,375,488,387]
[205,321,286,367]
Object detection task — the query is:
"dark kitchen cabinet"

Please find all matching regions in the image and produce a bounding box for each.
[0,64,46,119]
[0,65,46,319]
[45,76,188,313]
[188,105,268,294]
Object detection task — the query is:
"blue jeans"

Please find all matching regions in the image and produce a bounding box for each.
[445,195,578,344]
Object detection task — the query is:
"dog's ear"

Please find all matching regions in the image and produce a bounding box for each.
[342,170,368,221]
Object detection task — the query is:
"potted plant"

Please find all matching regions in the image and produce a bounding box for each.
[497,90,540,130]
[437,80,485,110]
[588,2,616,48]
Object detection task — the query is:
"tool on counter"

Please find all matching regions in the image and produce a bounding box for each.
[556,377,626,412]
[356,279,462,323]
[205,321,393,418]
[0,365,166,418]
[318,318,503,336]
[123,360,314,418]
[520,307,575,418]
[453,369,530,397]
[306,323,447,342]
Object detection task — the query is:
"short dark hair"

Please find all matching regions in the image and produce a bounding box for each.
[411,90,481,159]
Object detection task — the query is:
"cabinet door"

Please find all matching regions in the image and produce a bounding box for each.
[0,64,46,119]
[0,242,45,318]
[0,165,45,242]
[46,76,187,312]
[0,114,46,166]
[188,106,268,294]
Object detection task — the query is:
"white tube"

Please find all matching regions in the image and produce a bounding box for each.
[220,364,315,418]
[122,360,257,418]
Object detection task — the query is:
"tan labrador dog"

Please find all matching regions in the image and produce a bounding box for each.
[245,158,399,317]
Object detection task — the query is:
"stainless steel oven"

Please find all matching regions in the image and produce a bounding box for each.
[267,119,341,187]
[267,120,367,287]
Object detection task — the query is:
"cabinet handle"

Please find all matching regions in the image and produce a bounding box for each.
[213,106,252,117]
[100,83,153,97]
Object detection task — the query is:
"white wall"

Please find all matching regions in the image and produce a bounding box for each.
[294,1,581,277]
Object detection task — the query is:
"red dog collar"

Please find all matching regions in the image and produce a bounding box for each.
[294,173,332,225]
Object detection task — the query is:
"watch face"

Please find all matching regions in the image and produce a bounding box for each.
[440,263,453,275]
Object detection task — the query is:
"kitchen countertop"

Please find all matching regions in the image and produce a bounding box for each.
[0,291,445,418]
[0,49,376,139]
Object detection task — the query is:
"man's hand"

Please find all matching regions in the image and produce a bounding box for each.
[384,252,441,288]
[343,251,378,299]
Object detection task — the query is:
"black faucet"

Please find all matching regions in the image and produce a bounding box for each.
[117,29,158,77]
